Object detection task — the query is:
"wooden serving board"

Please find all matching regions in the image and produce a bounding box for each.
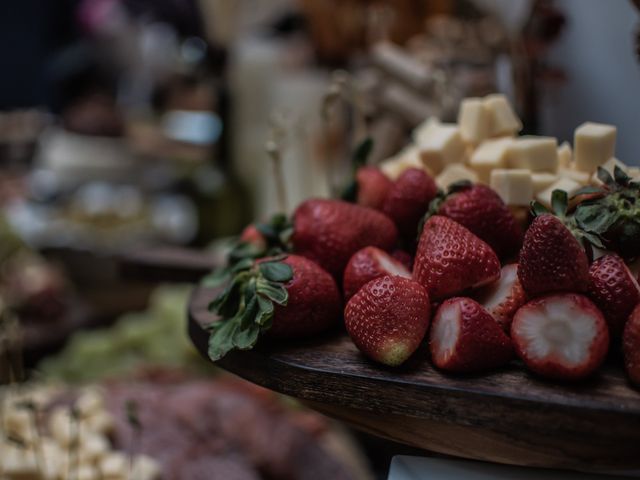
[188,285,640,475]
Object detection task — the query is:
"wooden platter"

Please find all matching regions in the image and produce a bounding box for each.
[188,285,640,474]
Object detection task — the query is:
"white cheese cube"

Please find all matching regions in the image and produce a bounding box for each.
[3,409,36,445]
[84,411,115,436]
[1,444,38,479]
[79,434,110,463]
[490,169,533,206]
[559,167,590,185]
[99,453,128,478]
[412,117,440,144]
[591,157,628,185]
[417,124,466,174]
[627,167,640,181]
[436,164,479,190]
[132,455,162,480]
[469,137,513,183]
[379,145,424,180]
[75,390,105,418]
[483,94,522,137]
[574,122,617,172]
[536,178,582,207]
[531,172,558,193]
[506,136,558,172]
[558,141,573,168]
[458,97,491,144]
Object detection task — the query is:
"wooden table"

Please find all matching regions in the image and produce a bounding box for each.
[188,285,640,475]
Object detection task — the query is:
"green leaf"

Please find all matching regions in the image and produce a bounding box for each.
[256,295,275,326]
[551,189,568,217]
[340,180,358,202]
[530,201,550,217]
[575,203,619,234]
[447,180,472,193]
[572,186,605,198]
[352,137,373,168]
[231,257,255,274]
[614,166,630,186]
[259,261,293,282]
[597,167,615,188]
[233,296,261,349]
[201,267,231,288]
[208,274,245,317]
[256,279,289,305]
[229,242,263,263]
[208,317,241,361]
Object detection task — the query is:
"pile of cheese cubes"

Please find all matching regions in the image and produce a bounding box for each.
[381,93,639,208]
[1,386,160,480]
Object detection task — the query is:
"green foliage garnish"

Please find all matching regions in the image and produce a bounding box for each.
[340,137,374,202]
[207,258,293,361]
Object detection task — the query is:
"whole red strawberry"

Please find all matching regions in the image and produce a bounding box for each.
[343,247,411,300]
[268,256,342,339]
[292,199,398,279]
[345,275,430,366]
[518,214,590,296]
[239,224,266,250]
[383,168,438,238]
[356,166,392,210]
[413,216,500,301]
[429,297,513,373]
[511,293,609,381]
[436,184,522,258]
[623,304,640,386]
[475,264,527,332]
[208,255,341,360]
[391,249,413,271]
[588,254,640,338]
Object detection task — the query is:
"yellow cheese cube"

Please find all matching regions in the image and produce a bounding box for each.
[469,137,513,183]
[559,167,590,185]
[436,164,479,190]
[558,141,573,168]
[490,169,533,206]
[417,124,466,174]
[591,157,628,185]
[531,172,558,193]
[412,117,440,143]
[483,94,522,137]
[536,178,582,207]
[458,97,490,144]
[574,122,617,172]
[506,136,558,172]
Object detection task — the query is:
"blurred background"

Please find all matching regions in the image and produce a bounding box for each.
[0,1,639,479]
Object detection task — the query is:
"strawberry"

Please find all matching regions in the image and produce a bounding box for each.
[207,255,341,359]
[475,264,527,332]
[413,216,500,301]
[383,168,438,238]
[518,214,590,296]
[292,199,398,279]
[239,224,266,250]
[511,293,609,381]
[356,166,392,210]
[391,249,413,271]
[345,275,430,366]
[434,183,523,258]
[588,254,640,338]
[343,246,411,300]
[623,304,640,385]
[429,297,513,373]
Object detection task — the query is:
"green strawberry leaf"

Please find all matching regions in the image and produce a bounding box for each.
[201,268,231,288]
[208,273,245,316]
[551,189,568,217]
[530,200,550,217]
[597,167,615,188]
[614,166,630,186]
[259,261,293,282]
[352,137,374,168]
[447,180,473,194]
[256,279,289,305]
[208,316,241,360]
[575,203,619,234]
[340,180,358,202]
[572,186,605,198]
[256,295,275,326]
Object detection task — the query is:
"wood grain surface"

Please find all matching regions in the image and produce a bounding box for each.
[188,285,640,473]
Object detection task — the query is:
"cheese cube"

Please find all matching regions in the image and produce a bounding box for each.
[417,124,466,174]
[1,444,38,479]
[436,163,479,190]
[412,116,440,143]
[379,145,424,180]
[75,390,105,418]
[100,453,128,478]
[532,172,558,193]
[559,167,590,184]
[558,141,573,168]
[458,98,490,144]
[79,434,110,463]
[469,137,513,183]
[506,136,558,172]
[628,167,640,181]
[591,157,628,185]
[132,455,162,480]
[536,178,582,207]
[490,169,533,206]
[3,409,36,445]
[483,94,522,137]
[574,122,617,172]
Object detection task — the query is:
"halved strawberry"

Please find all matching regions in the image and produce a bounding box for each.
[511,293,609,381]
[343,247,411,300]
[623,304,640,385]
[345,275,431,366]
[518,214,590,296]
[391,249,413,271]
[588,254,640,338]
[475,264,527,332]
[413,216,500,301]
[429,297,513,373]
[356,166,392,210]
